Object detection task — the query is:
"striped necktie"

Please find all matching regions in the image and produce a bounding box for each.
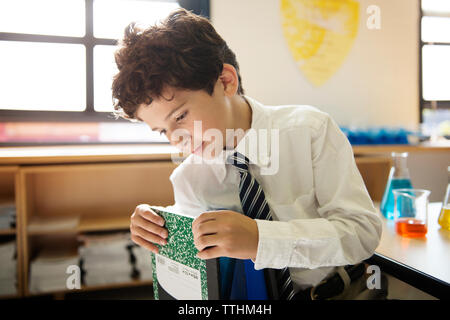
[226,151,296,300]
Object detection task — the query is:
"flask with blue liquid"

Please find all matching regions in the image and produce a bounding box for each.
[380,152,414,220]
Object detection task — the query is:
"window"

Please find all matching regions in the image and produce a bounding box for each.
[0,0,210,145]
[420,0,450,136]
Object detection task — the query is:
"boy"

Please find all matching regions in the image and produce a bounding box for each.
[113,8,384,300]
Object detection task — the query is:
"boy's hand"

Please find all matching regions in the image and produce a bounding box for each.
[130,204,168,254]
[192,210,259,260]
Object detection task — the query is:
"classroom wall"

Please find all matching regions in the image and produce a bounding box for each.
[210,0,420,129]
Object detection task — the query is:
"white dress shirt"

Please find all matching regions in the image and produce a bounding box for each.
[163,95,382,291]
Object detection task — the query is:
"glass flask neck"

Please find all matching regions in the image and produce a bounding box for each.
[444,166,450,206]
[392,152,410,178]
[447,166,450,183]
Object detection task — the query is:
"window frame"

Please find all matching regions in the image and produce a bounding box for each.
[0,0,210,123]
[419,0,450,123]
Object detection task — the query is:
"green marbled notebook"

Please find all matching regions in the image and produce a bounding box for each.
[149,206,220,300]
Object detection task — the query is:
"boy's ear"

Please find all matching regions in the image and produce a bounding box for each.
[218,63,239,97]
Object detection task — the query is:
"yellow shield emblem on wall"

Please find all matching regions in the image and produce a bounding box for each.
[280,0,359,86]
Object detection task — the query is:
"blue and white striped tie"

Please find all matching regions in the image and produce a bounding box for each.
[227,151,296,300]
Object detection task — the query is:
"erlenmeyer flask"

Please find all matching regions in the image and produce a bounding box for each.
[380,152,413,219]
[438,166,450,231]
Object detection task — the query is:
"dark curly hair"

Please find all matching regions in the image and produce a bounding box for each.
[111,8,244,121]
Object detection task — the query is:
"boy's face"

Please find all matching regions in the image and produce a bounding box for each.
[135,80,232,160]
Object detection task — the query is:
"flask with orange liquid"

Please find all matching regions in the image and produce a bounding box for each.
[438,166,450,231]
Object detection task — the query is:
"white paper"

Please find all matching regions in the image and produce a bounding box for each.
[155,253,202,300]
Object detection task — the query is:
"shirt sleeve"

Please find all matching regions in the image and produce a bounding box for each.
[253,114,382,270]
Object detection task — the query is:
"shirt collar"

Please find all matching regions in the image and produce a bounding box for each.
[216,95,273,183]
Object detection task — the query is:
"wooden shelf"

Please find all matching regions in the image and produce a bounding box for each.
[78,216,130,232]
[0,168,20,299]
[9,153,176,299]
[0,292,20,300]
[354,156,391,202]
[26,278,153,297]
[0,166,19,173]
[353,143,450,155]
[0,144,181,165]
[27,216,132,235]
[79,279,153,293]
[354,156,391,164]
[0,228,16,236]
[0,197,16,236]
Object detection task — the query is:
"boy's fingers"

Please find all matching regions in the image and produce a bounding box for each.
[192,219,217,237]
[131,234,159,254]
[139,207,165,226]
[194,233,219,252]
[131,224,167,246]
[196,246,222,260]
[135,214,168,238]
[192,211,218,230]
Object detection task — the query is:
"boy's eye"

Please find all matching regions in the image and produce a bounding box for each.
[155,111,186,136]
[175,111,187,122]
